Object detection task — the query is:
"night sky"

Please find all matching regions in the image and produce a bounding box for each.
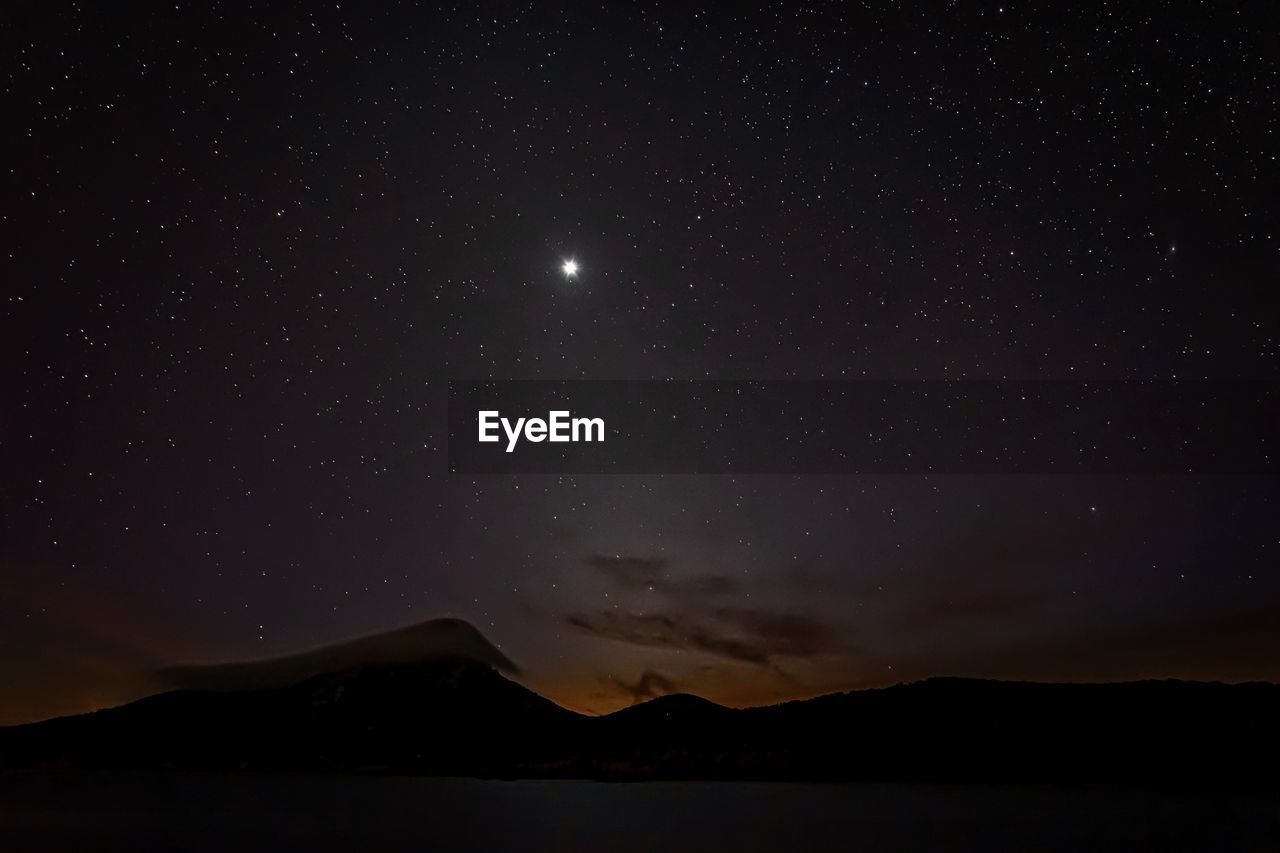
[3,1,1278,725]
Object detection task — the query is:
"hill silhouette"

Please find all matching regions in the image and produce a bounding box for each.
[4,655,1279,781]
[153,617,519,692]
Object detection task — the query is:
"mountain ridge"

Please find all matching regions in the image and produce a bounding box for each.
[4,656,1279,782]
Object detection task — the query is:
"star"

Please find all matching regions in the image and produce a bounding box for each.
[561,259,579,278]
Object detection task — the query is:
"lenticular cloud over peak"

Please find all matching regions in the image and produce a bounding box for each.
[154,618,518,692]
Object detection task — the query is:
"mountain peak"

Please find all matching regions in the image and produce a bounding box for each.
[153,617,518,693]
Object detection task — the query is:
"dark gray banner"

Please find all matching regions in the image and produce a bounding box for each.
[447,381,1279,474]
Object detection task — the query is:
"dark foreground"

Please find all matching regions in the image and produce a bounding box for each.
[6,659,1280,781]
[0,772,1276,852]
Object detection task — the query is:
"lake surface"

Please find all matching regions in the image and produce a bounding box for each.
[1,772,1275,851]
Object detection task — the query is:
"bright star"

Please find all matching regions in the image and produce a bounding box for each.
[561,259,579,278]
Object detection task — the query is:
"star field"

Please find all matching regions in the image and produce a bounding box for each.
[1,1,1278,722]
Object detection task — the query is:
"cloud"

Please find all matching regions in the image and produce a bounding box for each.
[566,607,840,666]
[586,552,738,596]
[587,554,668,588]
[608,669,679,704]
[155,618,518,691]
[566,611,691,653]
[714,608,841,657]
[689,575,739,595]
[571,551,844,670]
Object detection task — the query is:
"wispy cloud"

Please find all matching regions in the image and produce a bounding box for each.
[586,553,739,596]
[568,553,843,667]
[607,668,679,703]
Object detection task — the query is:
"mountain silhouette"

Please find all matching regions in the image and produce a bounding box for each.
[3,626,1279,781]
[153,617,519,692]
